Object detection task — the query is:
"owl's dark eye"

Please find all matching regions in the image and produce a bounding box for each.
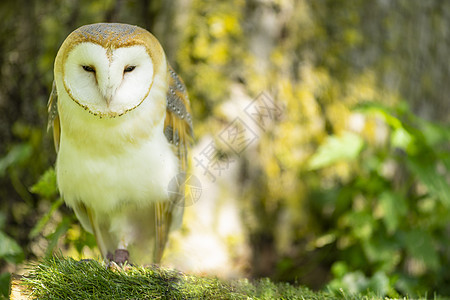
[82,65,95,73]
[124,66,136,73]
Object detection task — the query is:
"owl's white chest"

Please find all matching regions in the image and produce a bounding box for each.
[56,93,178,214]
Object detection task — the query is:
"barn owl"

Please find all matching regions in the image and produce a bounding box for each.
[48,23,193,265]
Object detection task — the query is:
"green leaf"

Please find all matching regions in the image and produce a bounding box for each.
[378,191,407,234]
[0,272,11,299]
[341,271,369,294]
[404,230,439,271]
[331,261,348,279]
[30,168,58,198]
[0,231,24,264]
[419,119,450,148]
[343,211,376,241]
[0,212,6,231]
[29,197,64,239]
[308,132,364,170]
[391,127,413,150]
[45,217,71,257]
[363,236,400,273]
[0,144,32,177]
[73,230,97,255]
[353,102,403,129]
[407,158,450,206]
[367,271,389,297]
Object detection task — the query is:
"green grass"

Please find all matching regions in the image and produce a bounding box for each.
[20,256,381,299]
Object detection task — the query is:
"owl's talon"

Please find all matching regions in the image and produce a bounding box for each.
[106,251,114,261]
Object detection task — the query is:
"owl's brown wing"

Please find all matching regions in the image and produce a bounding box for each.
[155,64,193,262]
[163,65,193,171]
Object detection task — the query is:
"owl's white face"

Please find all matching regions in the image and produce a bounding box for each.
[63,42,154,116]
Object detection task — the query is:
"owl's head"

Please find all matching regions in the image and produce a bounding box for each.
[55,23,166,117]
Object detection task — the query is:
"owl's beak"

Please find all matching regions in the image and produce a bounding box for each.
[98,72,118,106]
[105,95,112,106]
[103,86,115,106]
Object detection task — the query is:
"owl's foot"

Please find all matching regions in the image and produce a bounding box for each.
[105,249,130,264]
[114,249,129,264]
[106,249,132,271]
[106,252,114,261]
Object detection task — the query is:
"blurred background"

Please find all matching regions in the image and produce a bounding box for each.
[0,0,449,298]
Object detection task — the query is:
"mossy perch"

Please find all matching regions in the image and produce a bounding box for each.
[10,256,368,299]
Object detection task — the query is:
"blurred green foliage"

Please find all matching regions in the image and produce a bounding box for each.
[308,102,450,296]
[0,0,449,298]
